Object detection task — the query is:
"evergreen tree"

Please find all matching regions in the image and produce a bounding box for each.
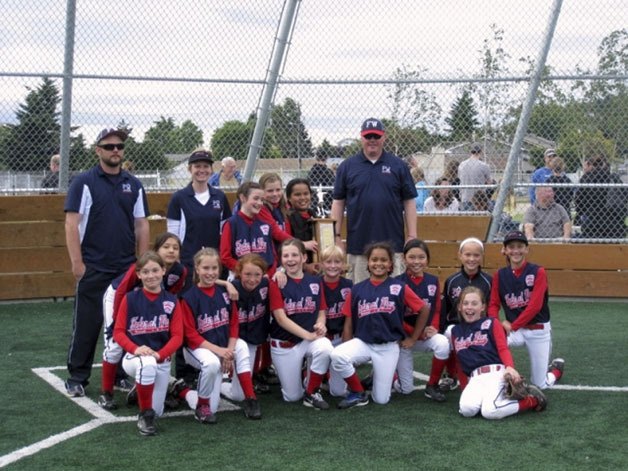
[445,89,480,142]
[270,98,313,160]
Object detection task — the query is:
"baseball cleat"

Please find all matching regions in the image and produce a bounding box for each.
[548,358,565,381]
[195,403,217,424]
[438,374,459,392]
[137,409,158,436]
[424,384,447,402]
[303,391,329,410]
[243,398,262,420]
[337,391,369,409]
[98,392,118,410]
[526,384,548,412]
[65,381,85,398]
[114,377,134,391]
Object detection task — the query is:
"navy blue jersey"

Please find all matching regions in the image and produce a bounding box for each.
[182,284,232,348]
[350,278,407,344]
[234,278,271,345]
[167,183,231,266]
[64,165,149,273]
[267,205,287,232]
[123,289,178,352]
[396,272,439,326]
[451,317,502,376]
[496,263,550,324]
[270,274,324,344]
[323,277,353,336]
[441,268,492,332]
[163,261,187,293]
[228,213,274,266]
[332,150,417,254]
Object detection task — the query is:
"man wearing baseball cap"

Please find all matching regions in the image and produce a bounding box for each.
[331,118,417,282]
[529,148,557,204]
[64,127,150,397]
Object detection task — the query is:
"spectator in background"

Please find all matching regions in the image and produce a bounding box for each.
[470,189,494,212]
[529,148,556,203]
[121,160,135,173]
[546,157,573,213]
[458,144,492,211]
[523,186,571,241]
[41,154,60,193]
[423,177,460,213]
[209,156,242,189]
[444,160,461,201]
[403,155,419,170]
[308,151,335,212]
[411,167,429,213]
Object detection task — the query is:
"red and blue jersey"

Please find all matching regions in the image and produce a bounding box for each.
[233,278,271,346]
[323,277,353,336]
[113,289,182,360]
[395,271,440,330]
[181,284,238,349]
[343,277,425,344]
[451,317,514,377]
[269,274,326,344]
[440,268,492,333]
[222,212,275,268]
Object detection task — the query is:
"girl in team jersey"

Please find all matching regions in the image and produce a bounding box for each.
[450,286,547,419]
[220,254,272,400]
[99,232,187,411]
[330,241,428,408]
[268,238,333,409]
[487,230,564,389]
[394,239,450,402]
[439,237,492,391]
[113,251,184,436]
[179,248,261,424]
[285,178,319,272]
[319,245,353,398]
[220,181,292,277]
[259,172,290,234]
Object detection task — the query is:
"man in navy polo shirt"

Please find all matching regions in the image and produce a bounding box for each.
[64,128,150,397]
[331,118,417,283]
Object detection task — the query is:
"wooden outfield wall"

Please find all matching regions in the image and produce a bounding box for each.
[0,194,626,301]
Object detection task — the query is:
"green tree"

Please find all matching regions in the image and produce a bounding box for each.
[270,98,313,160]
[444,88,480,142]
[382,120,434,157]
[316,139,336,159]
[174,120,204,153]
[2,78,61,171]
[68,133,92,171]
[211,120,251,160]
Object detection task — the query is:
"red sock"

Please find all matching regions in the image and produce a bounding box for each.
[445,353,458,378]
[428,357,447,386]
[550,367,562,382]
[177,385,191,401]
[344,373,364,393]
[101,360,117,394]
[237,372,257,399]
[136,383,154,411]
[197,396,209,407]
[306,371,325,395]
[260,341,272,370]
[518,396,538,412]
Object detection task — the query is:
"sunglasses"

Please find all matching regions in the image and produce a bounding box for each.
[98,143,125,151]
[363,134,382,140]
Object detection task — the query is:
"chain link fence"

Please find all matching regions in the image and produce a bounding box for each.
[1,0,626,240]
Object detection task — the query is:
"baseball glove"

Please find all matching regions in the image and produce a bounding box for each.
[504,373,528,400]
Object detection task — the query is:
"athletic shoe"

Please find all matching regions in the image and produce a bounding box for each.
[360,374,374,391]
[65,381,85,398]
[126,385,138,406]
[115,377,134,391]
[303,391,329,410]
[337,391,369,409]
[255,367,280,386]
[424,384,446,403]
[438,374,459,392]
[137,409,157,436]
[171,378,189,400]
[548,358,565,381]
[254,381,271,394]
[98,392,117,410]
[195,404,217,424]
[243,398,262,420]
[526,384,548,412]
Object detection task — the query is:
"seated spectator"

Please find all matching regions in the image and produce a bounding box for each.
[411,167,429,213]
[546,157,573,213]
[523,187,571,240]
[423,177,460,213]
[209,156,242,189]
[470,190,495,212]
[41,154,60,194]
[444,160,461,201]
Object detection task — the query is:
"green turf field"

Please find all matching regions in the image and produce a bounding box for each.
[1,299,627,470]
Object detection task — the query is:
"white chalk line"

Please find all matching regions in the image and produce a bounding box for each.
[0,365,239,468]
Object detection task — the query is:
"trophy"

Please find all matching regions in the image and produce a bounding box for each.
[312,185,336,261]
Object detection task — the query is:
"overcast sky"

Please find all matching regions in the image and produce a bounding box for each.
[1,0,625,146]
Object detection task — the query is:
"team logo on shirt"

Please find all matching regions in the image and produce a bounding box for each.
[428,284,437,296]
[389,284,401,296]
[451,286,462,300]
[222,292,230,304]
[162,300,175,314]
[122,183,132,193]
[212,200,222,209]
[259,287,268,299]
[260,224,270,236]
[382,166,391,174]
[481,319,492,330]
[341,287,351,299]
[166,274,180,287]
[525,274,535,287]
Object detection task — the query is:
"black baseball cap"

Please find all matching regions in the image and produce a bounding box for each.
[188,150,214,165]
[503,230,528,246]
